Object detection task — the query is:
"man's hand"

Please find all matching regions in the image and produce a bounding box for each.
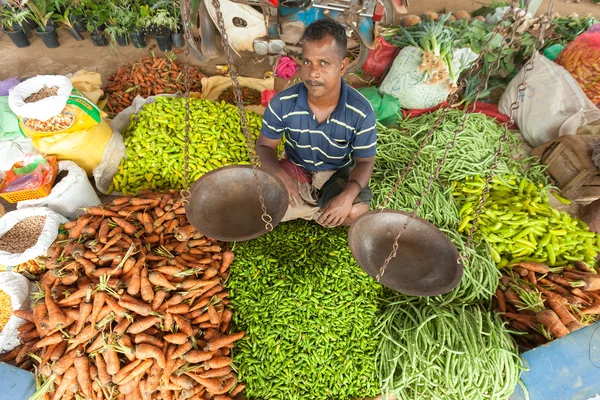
[276,170,302,207]
[318,193,353,226]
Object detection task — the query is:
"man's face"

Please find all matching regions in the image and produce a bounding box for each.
[301,35,348,99]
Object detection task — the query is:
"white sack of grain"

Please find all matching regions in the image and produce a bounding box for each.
[0,208,67,266]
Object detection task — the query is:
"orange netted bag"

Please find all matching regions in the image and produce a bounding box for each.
[555,32,600,105]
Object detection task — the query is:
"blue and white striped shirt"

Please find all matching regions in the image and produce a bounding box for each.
[260,80,377,171]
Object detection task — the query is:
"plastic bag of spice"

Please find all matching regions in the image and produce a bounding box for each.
[0,208,67,267]
[0,272,32,354]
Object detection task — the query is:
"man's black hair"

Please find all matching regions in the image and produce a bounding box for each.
[301,18,347,59]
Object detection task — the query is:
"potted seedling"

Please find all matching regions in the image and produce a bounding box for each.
[106,2,135,47]
[145,3,176,52]
[129,3,149,48]
[170,1,184,48]
[27,0,59,48]
[5,0,33,38]
[54,8,83,40]
[81,0,109,46]
[0,5,32,48]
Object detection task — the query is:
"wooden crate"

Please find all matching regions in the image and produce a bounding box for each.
[532,135,600,203]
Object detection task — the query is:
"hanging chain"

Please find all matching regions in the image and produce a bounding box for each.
[376,3,531,281]
[462,7,552,254]
[180,0,193,205]
[211,0,273,231]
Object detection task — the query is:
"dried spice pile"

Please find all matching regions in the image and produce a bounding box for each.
[103,56,204,117]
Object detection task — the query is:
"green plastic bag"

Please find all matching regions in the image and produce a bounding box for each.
[543,44,565,61]
[0,97,21,140]
[357,86,401,126]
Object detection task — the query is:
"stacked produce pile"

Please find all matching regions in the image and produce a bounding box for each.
[376,300,522,400]
[3,192,246,399]
[368,109,542,398]
[104,56,204,117]
[495,262,600,349]
[110,96,261,194]
[453,175,600,267]
[228,221,382,400]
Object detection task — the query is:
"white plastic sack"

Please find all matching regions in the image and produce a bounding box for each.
[8,75,72,121]
[0,136,39,172]
[0,272,32,354]
[499,53,600,148]
[18,161,100,220]
[93,95,173,194]
[204,0,266,54]
[0,208,68,266]
[379,46,451,110]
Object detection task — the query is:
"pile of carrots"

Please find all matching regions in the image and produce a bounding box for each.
[104,55,204,117]
[494,261,600,350]
[2,191,246,400]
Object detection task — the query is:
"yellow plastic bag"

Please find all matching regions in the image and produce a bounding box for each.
[18,89,113,176]
[70,70,104,105]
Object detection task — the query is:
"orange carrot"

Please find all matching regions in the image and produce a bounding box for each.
[86,207,120,218]
[52,366,77,400]
[163,333,188,345]
[119,296,153,317]
[172,314,193,336]
[116,359,154,386]
[230,383,246,397]
[74,354,92,397]
[134,333,164,348]
[220,309,233,334]
[111,359,142,384]
[140,267,155,303]
[151,290,168,311]
[519,262,549,274]
[166,303,190,315]
[128,316,160,335]
[52,350,77,375]
[536,309,569,338]
[171,340,193,359]
[145,362,162,393]
[36,332,63,348]
[75,301,93,336]
[45,286,66,328]
[220,251,234,273]
[112,217,137,235]
[198,366,231,378]
[183,350,213,363]
[163,312,174,332]
[69,217,91,239]
[207,305,220,325]
[204,331,245,351]
[90,291,106,327]
[98,360,113,388]
[128,264,143,296]
[204,357,232,369]
[13,309,35,324]
[135,343,166,368]
[581,302,600,314]
[104,345,121,376]
[148,272,178,290]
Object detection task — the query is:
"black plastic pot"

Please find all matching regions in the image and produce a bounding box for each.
[90,32,108,46]
[35,26,59,48]
[5,27,30,48]
[74,15,86,33]
[172,31,184,48]
[129,31,146,48]
[155,33,172,51]
[21,21,33,38]
[68,27,84,41]
[116,34,129,46]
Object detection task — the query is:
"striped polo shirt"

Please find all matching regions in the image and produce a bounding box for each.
[260,80,377,171]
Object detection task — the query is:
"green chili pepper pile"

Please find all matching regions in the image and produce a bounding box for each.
[453,175,600,267]
[110,96,262,194]
[376,299,523,400]
[228,220,382,400]
[369,110,548,304]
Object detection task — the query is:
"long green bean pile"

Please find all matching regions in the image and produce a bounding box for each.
[370,110,544,304]
[227,221,382,400]
[376,299,523,400]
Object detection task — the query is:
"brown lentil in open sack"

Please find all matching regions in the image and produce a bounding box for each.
[0,216,46,253]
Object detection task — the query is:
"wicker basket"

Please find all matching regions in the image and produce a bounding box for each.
[0,156,59,204]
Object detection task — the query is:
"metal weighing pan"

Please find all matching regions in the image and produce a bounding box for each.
[348,210,464,296]
[185,165,289,242]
